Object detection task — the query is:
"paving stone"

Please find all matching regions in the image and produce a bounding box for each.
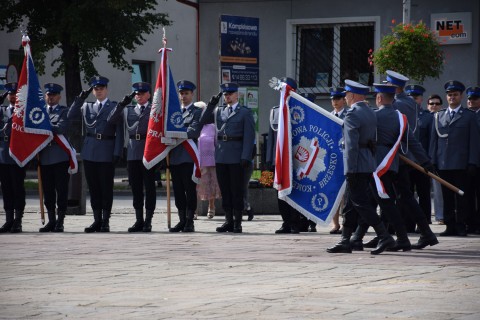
[0,197,479,319]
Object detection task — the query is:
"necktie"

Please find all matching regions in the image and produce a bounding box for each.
[450,111,455,120]
[335,113,339,117]
[48,106,53,114]
[228,106,233,115]
[140,105,145,114]
[98,103,103,112]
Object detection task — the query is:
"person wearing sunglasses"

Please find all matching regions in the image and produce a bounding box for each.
[425,94,445,225]
[427,95,444,113]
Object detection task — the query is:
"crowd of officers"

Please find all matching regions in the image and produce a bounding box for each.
[0,76,255,235]
[1,70,479,256]
[324,71,480,255]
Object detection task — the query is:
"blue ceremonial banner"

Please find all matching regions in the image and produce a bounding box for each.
[9,36,53,167]
[163,54,186,139]
[284,92,345,225]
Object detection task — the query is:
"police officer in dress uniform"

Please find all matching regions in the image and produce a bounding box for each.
[38,83,71,232]
[405,84,433,224]
[430,81,480,236]
[386,70,420,232]
[465,86,480,234]
[67,76,124,233]
[108,82,157,232]
[201,82,255,233]
[168,80,203,233]
[0,82,26,233]
[327,80,395,255]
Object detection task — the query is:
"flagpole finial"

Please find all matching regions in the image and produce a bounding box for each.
[21,29,30,44]
[163,27,167,48]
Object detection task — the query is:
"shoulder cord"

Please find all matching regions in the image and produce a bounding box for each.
[1,109,10,133]
[411,103,419,134]
[123,107,139,132]
[82,103,97,129]
[217,106,228,134]
[434,112,448,138]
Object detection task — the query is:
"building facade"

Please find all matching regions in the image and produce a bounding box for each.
[1,0,478,149]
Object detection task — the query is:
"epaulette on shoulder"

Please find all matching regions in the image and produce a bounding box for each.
[127,105,135,108]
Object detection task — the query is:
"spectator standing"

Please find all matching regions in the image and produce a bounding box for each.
[197,118,222,219]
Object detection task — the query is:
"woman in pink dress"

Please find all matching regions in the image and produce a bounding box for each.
[197,122,222,219]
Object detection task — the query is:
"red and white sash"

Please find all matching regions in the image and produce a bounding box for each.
[372,111,407,199]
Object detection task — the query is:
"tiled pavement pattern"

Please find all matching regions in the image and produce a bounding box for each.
[1,205,479,319]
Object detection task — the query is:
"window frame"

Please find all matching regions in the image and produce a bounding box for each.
[286,16,381,94]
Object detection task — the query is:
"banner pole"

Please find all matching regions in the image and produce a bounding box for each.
[166,154,171,229]
[399,155,464,196]
[36,154,45,224]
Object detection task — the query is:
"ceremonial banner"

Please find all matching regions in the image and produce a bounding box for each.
[9,36,53,167]
[53,134,78,174]
[143,40,200,181]
[274,82,295,198]
[277,92,346,224]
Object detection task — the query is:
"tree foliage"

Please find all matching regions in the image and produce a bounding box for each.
[0,0,170,81]
[373,22,444,82]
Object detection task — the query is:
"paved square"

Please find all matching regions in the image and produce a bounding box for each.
[1,203,480,319]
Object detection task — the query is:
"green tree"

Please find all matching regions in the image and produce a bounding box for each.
[373,22,444,82]
[0,0,171,105]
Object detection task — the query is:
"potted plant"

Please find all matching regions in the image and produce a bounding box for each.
[372,21,444,82]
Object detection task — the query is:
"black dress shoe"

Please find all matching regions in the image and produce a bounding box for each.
[386,239,412,252]
[0,221,13,233]
[84,221,101,233]
[290,226,300,234]
[216,222,234,233]
[233,226,242,233]
[363,236,379,248]
[411,234,439,249]
[39,221,56,233]
[326,241,352,253]
[371,236,395,255]
[350,239,364,251]
[10,219,22,233]
[456,224,467,237]
[439,225,457,237]
[275,225,291,234]
[169,221,186,232]
[246,208,254,221]
[128,221,144,232]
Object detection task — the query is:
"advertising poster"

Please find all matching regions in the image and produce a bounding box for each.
[220,15,259,87]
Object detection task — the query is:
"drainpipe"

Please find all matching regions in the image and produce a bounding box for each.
[403,0,411,24]
[176,0,201,100]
